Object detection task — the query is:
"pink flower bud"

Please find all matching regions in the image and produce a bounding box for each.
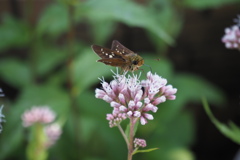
[152,96,166,105]
[133,111,141,117]
[144,113,154,120]
[127,111,133,117]
[103,95,113,103]
[140,117,147,125]
[95,89,106,99]
[118,93,125,104]
[134,138,147,148]
[110,101,121,108]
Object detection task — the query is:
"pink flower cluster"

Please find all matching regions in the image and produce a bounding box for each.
[22,106,62,147]
[95,71,177,127]
[222,16,240,50]
[22,106,56,127]
[134,138,146,148]
[222,25,240,50]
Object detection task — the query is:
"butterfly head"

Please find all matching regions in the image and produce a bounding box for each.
[128,55,144,71]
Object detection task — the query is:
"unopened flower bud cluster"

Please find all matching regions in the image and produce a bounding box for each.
[134,138,147,148]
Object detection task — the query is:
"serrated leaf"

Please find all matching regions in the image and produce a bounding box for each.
[202,97,240,144]
[0,58,32,88]
[133,147,159,155]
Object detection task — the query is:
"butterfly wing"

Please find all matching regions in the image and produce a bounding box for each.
[91,44,127,67]
[111,40,135,55]
[97,58,126,67]
[91,44,124,59]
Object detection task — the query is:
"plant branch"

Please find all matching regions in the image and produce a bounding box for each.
[117,124,129,147]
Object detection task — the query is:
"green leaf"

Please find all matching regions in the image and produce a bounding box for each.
[147,1,183,52]
[137,110,195,160]
[202,97,240,144]
[78,0,174,45]
[14,84,70,115]
[36,3,69,38]
[148,110,195,147]
[0,125,24,160]
[133,147,159,155]
[72,47,112,94]
[167,148,195,160]
[124,120,139,140]
[89,20,116,45]
[35,45,68,76]
[0,14,30,51]
[0,58,32,88]
[182,0,239,9]
[173,73,226,106]
[142,56,174,79]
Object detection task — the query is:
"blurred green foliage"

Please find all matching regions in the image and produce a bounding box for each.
[202,97,240,145]
[0,0,238,159]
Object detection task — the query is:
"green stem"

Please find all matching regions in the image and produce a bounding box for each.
[27,124,47,160]
[117,124,129,147]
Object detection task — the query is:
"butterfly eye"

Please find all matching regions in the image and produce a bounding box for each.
[132,60,138,65]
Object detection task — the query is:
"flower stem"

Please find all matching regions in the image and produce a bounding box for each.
[117,124,129,147]
[27,123,47,160]
[127,118,136,160]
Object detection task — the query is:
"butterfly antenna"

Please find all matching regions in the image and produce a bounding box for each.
[143,64,152,72]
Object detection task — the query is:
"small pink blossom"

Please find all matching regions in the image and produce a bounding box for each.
[106,113,127,128]
[22,106,56,127]
[222,15,240,50]
[95,71,177,127]
[134,138,147,148]
[45,123,62,147]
